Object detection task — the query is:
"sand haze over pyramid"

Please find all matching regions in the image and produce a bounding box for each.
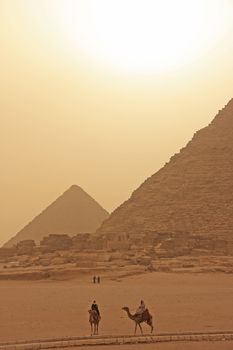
[97,98,233,240]
[4,185,109,247]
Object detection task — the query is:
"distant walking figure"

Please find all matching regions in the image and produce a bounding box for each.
[93,275,96,284]
[97,276,100,284]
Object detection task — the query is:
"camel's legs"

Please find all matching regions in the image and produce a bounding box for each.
[90,323,93,336]
[150,322,154,333]
[148,318,154,333]
[134,323,137,335]
[139,323,143,335]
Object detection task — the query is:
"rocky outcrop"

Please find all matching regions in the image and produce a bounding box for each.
[4,185,109,247]
[97,99,233,255]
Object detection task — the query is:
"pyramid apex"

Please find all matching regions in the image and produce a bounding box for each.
[68,184,81,190]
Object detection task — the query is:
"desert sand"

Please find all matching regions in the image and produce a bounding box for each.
[71,342,233,350]
[0,272,232,344]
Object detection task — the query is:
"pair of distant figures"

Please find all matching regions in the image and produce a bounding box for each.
[93,275,100,284]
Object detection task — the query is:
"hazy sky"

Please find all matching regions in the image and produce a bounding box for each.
[1,0,233,246]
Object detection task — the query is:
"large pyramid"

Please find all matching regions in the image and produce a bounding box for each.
[97,99,233,242]
[4,185,109,247]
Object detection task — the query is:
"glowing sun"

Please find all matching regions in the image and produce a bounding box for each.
[31,0,228,73]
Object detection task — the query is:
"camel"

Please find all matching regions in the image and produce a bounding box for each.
[88,309,100,335]
[122,307,154,335]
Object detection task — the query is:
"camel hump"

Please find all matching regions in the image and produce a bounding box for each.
[142,308,152,322]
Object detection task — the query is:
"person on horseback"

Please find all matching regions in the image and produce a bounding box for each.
[91,300,100,318]
[135,300,146,316]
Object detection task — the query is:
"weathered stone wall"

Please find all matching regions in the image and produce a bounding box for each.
[40,234,72,252]
[0,247,17,258]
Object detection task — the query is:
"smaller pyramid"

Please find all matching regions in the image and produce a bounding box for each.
[4,185,109,247]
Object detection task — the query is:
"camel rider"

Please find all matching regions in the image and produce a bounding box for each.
[91,300,100,317]
[135,300,146,316]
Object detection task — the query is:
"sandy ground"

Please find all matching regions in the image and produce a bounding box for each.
[0,272,232,343]
[72,342,233,350]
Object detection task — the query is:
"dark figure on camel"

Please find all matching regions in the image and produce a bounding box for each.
[89,300,101,336]
[91,300,101,317]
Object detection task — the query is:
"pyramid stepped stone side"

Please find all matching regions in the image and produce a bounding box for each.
[4,185,109,247]
[97,99,233,255]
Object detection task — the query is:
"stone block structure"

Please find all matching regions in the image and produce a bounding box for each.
[97,99,233,257]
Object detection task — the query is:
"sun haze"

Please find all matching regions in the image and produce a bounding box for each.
[18,0,231,73]
[0,0,233,245]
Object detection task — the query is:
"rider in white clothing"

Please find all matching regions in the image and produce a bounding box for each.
[135,300,146,315]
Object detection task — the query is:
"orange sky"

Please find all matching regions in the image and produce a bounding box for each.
[1,0,233,246]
